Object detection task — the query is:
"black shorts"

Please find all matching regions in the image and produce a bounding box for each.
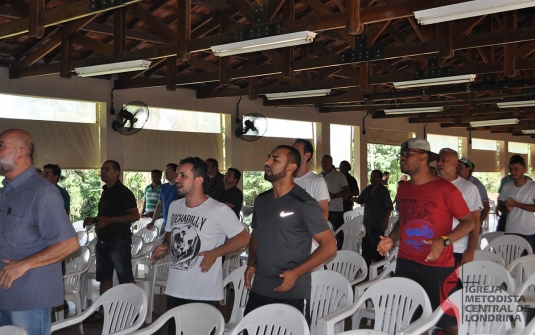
[395,258,458,329]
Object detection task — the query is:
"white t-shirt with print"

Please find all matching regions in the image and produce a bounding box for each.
[451,177,482,253]
[499,179,535,235]
[165,197,244,300]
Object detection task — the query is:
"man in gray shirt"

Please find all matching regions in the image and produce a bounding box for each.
[0,129,79,335]
[244,145,336,318]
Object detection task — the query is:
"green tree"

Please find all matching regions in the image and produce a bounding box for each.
[61,169,101,222]
[242,171,272,218]
[367,143,401,199]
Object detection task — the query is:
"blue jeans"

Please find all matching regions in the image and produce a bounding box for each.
[0,308,51,335]
[96,237,134,283]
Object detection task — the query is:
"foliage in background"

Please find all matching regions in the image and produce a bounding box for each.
[472,172,501,194]
[242,171,272,218]
[367,143,402,199]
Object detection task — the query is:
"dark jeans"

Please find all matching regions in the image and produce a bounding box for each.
[95,237,134,283]
[362,226,385,267]
[166,296,219,335]
[497,214,507,232]
[395,258,458,329]
[244,291,311,325]
[329,211,344,250]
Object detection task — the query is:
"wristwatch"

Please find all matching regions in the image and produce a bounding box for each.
[441,236,451,247]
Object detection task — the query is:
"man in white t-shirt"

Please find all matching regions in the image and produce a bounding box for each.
[498,155,535,252]
[321,154,350,249]
[151,157,249,335]
[437,148,481,266]
[292,139,329,220]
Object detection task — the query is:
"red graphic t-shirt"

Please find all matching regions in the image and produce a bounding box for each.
[397,177,470,267]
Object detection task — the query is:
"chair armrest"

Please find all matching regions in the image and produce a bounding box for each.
[319,300,362,335]
[397,307,443,335]
[51,306,95,332]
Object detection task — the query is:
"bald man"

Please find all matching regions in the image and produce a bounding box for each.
[0,129,79,335]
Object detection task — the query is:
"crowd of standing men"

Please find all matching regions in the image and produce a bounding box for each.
[1,128,535,335]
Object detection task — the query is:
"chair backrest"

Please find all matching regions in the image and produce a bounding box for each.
[479,231,505,249]
[337,331,389,335]
[343,208,364,222]
[473,250,505,267]
[223,247,248,280]
[355,260,396,302]
[357,277,432,334]
[485,234,533,267]
[0,326,28,335]
[310,270,353,333]
[72,220,85,232]
[458,260,515,293]
[131,235,144,258]
[324,250,368,286]
[51,284,147,335]
[64,246,91,287]
[228,303,309,335]
[128,303,224,335]
[153,218,164,230]
[334,217,366,251]
[223,265,250,326]
[507,254,535,293]
[369,247,398,280]
[385,216,398,236]
[135,227,159,244]
[77,230,88,246]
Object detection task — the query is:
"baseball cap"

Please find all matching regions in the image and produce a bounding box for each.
[400,138,439,162]
[458,157,474,169]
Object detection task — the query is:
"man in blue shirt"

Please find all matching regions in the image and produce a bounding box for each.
[0,129,79,335]
[42,163,71,215]
[147,163,181,233]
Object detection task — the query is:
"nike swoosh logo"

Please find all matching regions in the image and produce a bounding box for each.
[280,211,294,217]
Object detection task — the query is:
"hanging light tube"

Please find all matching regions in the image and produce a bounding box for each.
[383,107,444,115]
[265,89,331,100]
[75,60,152,77]
[393,74,476,89]
[497,100,535,108]
[470,118,519,127]
[211,31,317,57]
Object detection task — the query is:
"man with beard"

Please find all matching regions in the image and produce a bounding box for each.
[244,145,337,319]
[0,129,79,334]
[151,157,249,335]
[377,138,474,335]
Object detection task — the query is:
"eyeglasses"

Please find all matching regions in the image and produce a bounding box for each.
[398,150,427,159]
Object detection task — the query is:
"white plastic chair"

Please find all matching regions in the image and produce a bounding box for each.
[384,216,398,237]
[59,246,92,333]
[72,221,85,232]
[0,326,28,335]
[127,303,224,335]
[223,246,248,281]
[51,284,147,335]
[310,270,353,335]
[77,231,88,246]
[399,290,525,335]
[508,255,535,296]
[479,231,505,249]
[369,247,398,280]
[222,265,250,333]
[473,249,505,266]
[343,208,364,223]
[228,303,309,335]
[131,218,152,233]
[458,260,515,293]
[337,331,389,335]
[324,250,368,286]
[334,216,366,253]
[319,277,432,335]
[484,234,533,268]
[81,239,98,306]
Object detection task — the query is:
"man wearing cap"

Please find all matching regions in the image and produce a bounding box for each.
[377,138,474,335]
[457,157,490,226]
[437,149,482,266]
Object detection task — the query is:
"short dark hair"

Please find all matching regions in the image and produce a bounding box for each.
[167,163,178,171]
[151,169,162,177]
[372,169,383,179]
[293,138,314,163]
[228,167,241,183]
[276,145,301,177]
[383,171,390,176]
[340,160,351,170]
[180,157,208,181]
[509,155,526,167]
[43,164,61,177]
[104,160,121,172]
[206,158,218,169]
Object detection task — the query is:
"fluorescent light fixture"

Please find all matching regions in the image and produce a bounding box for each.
[384,107,444,115]
[393,74,476,89]
[497,100,535,108]
[414,0,535,25]
[75,60,151,77]
[470,118,519,127]
[211,31,316,57]
[521,129,535,134]
[265,89,331,100]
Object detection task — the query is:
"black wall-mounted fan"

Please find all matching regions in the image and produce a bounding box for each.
[234,97,268,142]
[111,101,149,136]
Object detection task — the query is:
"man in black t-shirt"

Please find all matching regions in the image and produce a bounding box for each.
[244,145,337,318]
[213,167,243,218]
[84,160,139,299]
